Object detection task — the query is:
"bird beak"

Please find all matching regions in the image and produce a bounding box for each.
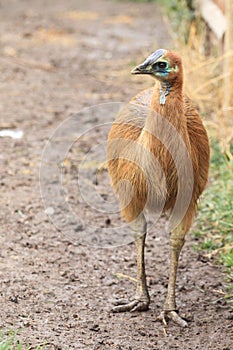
[131,63,151,75]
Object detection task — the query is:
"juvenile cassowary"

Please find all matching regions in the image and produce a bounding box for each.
[107,49,210,327]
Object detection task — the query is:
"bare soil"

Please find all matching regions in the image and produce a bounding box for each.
[0,0,232,349]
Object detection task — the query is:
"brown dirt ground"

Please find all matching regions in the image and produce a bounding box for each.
[0,0,232,349]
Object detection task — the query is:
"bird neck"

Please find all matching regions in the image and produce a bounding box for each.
[158,76,183,103]
[149,80,185,129]
[140,79,191,152]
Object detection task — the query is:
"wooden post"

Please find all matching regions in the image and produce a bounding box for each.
[222,0,233,141]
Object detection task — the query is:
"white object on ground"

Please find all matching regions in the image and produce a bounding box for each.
[0,129,24,139]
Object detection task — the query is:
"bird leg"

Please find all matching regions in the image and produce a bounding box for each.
[158,225,188,327]
[112,213,150,312]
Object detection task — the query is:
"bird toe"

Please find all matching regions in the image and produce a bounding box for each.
[112,298,149,313]
[157,310,188,328]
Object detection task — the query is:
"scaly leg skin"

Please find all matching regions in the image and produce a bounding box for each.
[112,213,150,313]
[158,223,188,327]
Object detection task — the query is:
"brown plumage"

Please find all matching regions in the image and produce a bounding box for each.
[107,49,210,327]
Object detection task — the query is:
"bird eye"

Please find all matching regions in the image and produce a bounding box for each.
[158,62,167,69]
[152,61,168,70]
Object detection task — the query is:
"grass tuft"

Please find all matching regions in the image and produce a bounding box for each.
[193,139,233,294]
[0,329,46,350]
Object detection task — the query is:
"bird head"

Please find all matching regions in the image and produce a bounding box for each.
[131,49,182,85]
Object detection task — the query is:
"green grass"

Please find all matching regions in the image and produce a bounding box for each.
[0,330,45,350]
[193,140,233,294]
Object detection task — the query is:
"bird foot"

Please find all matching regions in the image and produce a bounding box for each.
[157,310,188,328]
[112,296,150,313]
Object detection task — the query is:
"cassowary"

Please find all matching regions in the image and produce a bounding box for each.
[107,49,210,327]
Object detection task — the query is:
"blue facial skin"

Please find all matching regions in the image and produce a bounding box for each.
[153,60,179,79]
[155,69,169,77]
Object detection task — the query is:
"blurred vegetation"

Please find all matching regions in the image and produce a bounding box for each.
[130,0,206,45]
[0,329,45,350]
[158,0,196,43]
[193,141,233,296]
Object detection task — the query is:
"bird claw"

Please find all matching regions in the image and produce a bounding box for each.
[112,298,129,306]
[112,297,149,313]
[157,310,188,328]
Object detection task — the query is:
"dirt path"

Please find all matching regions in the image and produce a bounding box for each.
[0,0,232,349]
